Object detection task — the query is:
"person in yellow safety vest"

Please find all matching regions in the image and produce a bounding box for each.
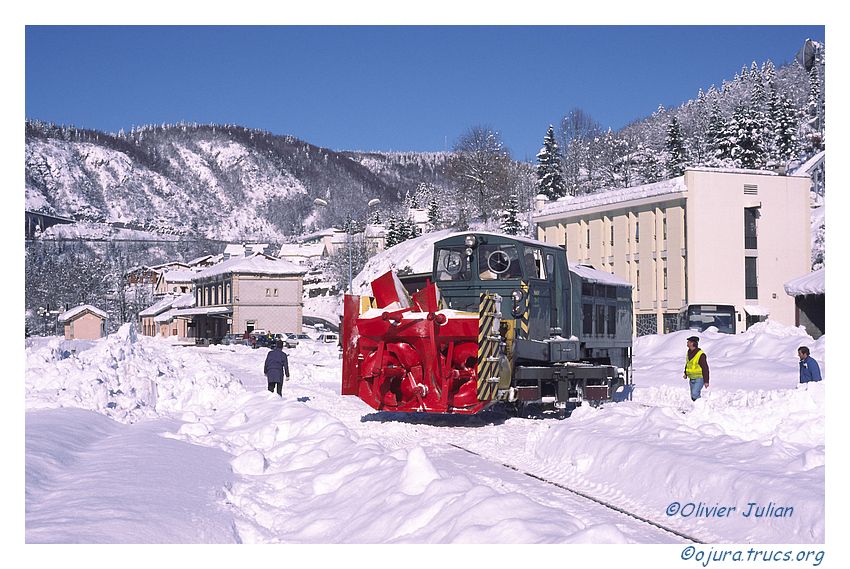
[683,336,710,401]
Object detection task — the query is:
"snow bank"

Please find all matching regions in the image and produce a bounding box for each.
[632,322,825,395]
[25,324,245,423]
[527,382,824,543]
[165,392,615,543]
[519,321,826,543]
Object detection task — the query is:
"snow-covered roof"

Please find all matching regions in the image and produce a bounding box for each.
[364,224,386,238]
[193,254,308,280]
[277,243,326,258]
[223,244,246,257]
[173,292,195,309]
[57,304,108,322]
[151,293,198,322]
[534,177,687,218]
[187,254,215,266]
[161,269,196,282]
[569,263,632,287]
[150,261,189,271]
[138,295,178,317]
[784,268,825,296]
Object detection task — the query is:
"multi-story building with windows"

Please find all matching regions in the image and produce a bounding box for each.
[533,168,811,335]
[171,254,308,341]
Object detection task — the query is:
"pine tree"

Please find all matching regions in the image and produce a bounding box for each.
[385,217,399,248]
[535,125,567,199]
[773,93,799,162]
[729,106,763,169]
[427,195,440,230]
[665,117,687,176]
[499,194,523,235]
[805,65,824,151]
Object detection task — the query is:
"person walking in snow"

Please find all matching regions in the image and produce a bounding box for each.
[683,336,709,401]
[798,346,822,383]
[264,340,290,396]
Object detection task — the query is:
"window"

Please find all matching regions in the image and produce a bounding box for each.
[436,247,471,281]
[524,248,547,280]
[635,221,640,243]
[545,254,555,280]
[477,245,522,281]
[607,305,617,336]
[745,257,758,299]
[663,214,668,240]
[583,304,593,335]
[610,225,614,246]
[274,288,279,297]
[744,208,759,249]
[596,305,606,335]
[636,268,640,292]
[586,228,591,249]
[266,288,271,297]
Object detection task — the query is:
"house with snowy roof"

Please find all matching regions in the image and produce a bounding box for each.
[57,304,108,340]
[277,242,328,266]
[784,267,824,339]
[139,295,179,337]
[153,292,196,339]
[166,254,308,342]
[154,269,196,297]
[223,243,271,259]
[187,254,218,269]
[533,167,812,335]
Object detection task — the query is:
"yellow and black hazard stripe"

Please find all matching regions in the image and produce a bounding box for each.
[517,280,530,340]
[477,292,502,401]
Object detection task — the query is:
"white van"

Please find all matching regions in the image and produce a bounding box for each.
[317,332,339,344]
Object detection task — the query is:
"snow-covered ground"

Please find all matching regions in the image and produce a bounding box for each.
[23,317,829,554]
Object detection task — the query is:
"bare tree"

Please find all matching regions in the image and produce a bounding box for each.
[447,126,512,222]
[558,108,601,195]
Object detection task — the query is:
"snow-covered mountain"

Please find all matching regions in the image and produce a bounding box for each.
[25,122,453,241]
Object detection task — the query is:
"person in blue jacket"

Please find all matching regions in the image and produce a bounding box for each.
[264,340,290,395]
[798,346,822,383]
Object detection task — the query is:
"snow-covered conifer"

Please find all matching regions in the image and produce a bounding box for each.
[535,125,567,199]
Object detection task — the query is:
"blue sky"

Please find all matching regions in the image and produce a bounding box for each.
[25,25,824,161]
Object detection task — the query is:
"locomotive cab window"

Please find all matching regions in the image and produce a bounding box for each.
[524,247,547,280]
[436,247,471,281]
[478,244,522,281]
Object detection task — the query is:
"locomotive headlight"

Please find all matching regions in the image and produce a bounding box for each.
[464,235,477,248]
[511,289,525,316]
[465,247,474,257]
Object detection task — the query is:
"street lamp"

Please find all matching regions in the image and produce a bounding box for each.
[314,197,380,294]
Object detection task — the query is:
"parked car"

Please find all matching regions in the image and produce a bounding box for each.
[274,333,298,348]
[296,333,312,342]
[250,331,275,349]
[221,333,248,346]
[317,332,339,344]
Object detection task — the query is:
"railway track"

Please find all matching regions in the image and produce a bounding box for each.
[448,442,706,544]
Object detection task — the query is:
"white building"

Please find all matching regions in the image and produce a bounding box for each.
[533,168,811,335]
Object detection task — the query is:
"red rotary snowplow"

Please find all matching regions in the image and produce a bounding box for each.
[341,270,509,414]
